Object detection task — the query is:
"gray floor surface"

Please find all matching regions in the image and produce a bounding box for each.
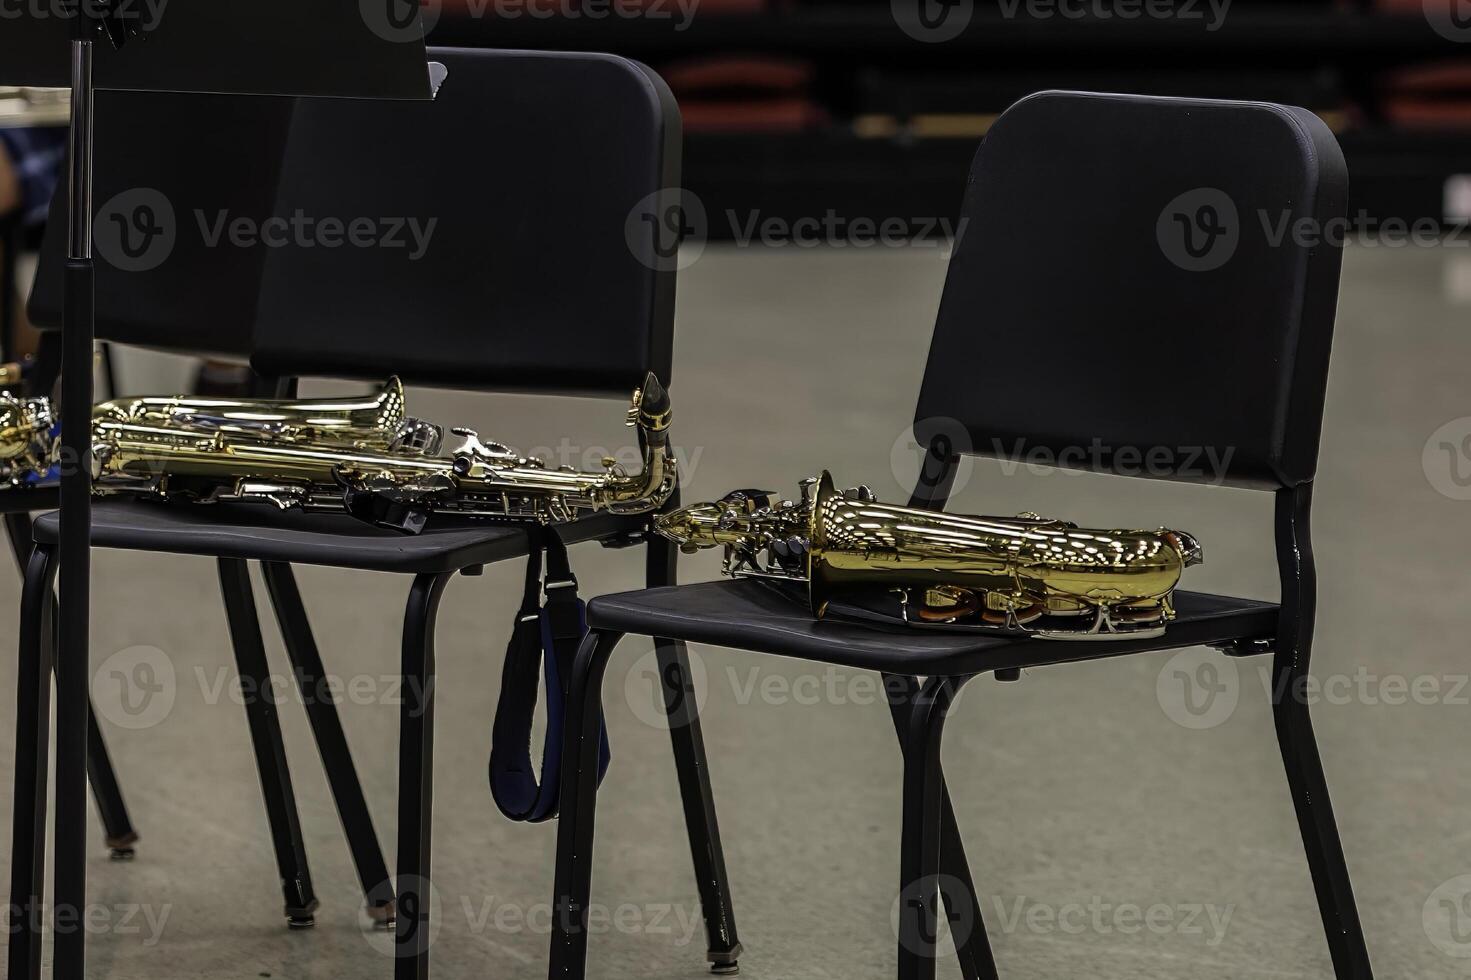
[2,242,1469,978]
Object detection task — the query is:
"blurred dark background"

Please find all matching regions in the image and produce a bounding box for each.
[431,0,1471,236]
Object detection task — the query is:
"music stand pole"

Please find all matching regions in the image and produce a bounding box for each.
[54,14,96,978]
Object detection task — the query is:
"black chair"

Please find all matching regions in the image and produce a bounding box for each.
[9,94,393,971]
[2,89,294,890]
[547,91,1371,980]
[11,48,741,980]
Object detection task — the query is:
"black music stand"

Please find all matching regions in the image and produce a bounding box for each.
[0,5,440,977]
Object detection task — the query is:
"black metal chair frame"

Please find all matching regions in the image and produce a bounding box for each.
[543,94,1374,980]
[547,477,1369,980]
[3,506,138,858]
[3,357,396,925]
[9,46,744,980]
[2,395,404,947]
[7,90,370,936]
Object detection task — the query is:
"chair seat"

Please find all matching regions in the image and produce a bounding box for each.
[588,578,1279,675]
[32,497,640,574]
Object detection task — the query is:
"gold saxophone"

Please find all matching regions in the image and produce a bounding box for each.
[0,373,677,533]
[656,472,1203,641]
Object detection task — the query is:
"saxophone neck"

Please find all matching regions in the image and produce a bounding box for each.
[654,489,810,557]
[654,500,754,550]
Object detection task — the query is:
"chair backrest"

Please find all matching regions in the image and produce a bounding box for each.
[913,91,1348,493]
[251,47,680,396]
[29,93,296,357]
[31,47,681,396]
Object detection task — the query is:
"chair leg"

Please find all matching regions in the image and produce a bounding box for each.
[395,571,452,980]
[936,783,999,980]
[653,637,744,973]
[1,510,39,577]
[217,557,319,926]
[260,560,396,926]
[5,512,138,857]
[548,628,625,980]
[886,674,999,980]
[897,676,970,980]
[1273,657,1373,979]
[87,697,140,859]
[647,535,743,974]
[7,544,58,980]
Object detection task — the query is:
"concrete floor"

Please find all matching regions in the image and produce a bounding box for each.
[2,241,1470,979]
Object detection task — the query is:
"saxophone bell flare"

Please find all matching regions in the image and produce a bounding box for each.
[0,396,38,461]
[1163,529,1204,568]
[0,393,54,474]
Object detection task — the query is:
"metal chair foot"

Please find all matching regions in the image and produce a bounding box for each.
[106,831,139,861]
[286,896,320,930]
[365,899,397,930]
[709,944,743,975]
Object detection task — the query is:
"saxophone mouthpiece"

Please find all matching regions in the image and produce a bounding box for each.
[636,373,673,437]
